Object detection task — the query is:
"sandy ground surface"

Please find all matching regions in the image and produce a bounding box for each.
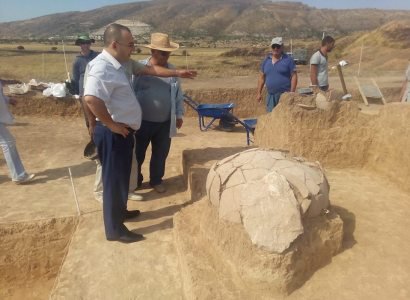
[1,114,410,299]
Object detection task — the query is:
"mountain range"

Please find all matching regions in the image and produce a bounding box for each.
[0,0,409,39]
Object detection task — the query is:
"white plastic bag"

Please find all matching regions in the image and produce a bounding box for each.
[51,83,66,98]
[8,83,30,94]
[42,83,66,97]
[42,87,52,97]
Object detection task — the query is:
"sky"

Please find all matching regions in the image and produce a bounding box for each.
[0,0,409,23]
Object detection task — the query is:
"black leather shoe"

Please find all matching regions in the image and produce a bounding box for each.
[125,209,141,220]
[107,231,144,243]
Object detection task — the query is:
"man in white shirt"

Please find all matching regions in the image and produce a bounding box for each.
[84,23,196,243]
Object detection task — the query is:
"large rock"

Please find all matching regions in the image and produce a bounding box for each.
[206,148,330,253]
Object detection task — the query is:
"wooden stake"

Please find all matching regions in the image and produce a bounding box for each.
[354,76,369,106]
[68,168,81,216]
[42,53,45,78]
[358,42,364,77]
[337,65,348,95]
[371,78,387,105]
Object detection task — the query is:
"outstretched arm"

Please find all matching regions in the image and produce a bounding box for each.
[141,65,197,79]
[131,59,197,79]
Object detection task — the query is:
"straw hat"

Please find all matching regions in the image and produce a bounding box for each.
[144,33,179,52]
[75,34,95,46]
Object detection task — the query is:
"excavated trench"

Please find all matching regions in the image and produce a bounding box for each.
[0,217,77,299]
[0,86,407,299]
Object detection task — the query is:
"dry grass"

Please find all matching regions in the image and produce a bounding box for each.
[0,42,263,82]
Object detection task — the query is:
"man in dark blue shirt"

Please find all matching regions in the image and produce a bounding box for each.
[72,34,99,96]
[256,37,297,112]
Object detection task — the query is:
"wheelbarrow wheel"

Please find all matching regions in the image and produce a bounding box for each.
[218,115,236,132]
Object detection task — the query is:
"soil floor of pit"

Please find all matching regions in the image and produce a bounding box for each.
[1,116,409,299]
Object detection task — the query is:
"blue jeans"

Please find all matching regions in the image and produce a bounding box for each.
[266,92,282,112]
[0,123,27,181]
[135,120,171,186]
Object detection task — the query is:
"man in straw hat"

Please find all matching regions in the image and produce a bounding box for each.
[83,23,196,243]
[72,34,99,97]
[132,33,183,194]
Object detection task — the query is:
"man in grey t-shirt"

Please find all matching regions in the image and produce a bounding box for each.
[310,36,335,92]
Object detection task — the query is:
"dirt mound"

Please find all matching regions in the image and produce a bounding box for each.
[343,20,410,49]
[1,79,22,85]
[9,90,82,117]
[379,20,410,47]
[174,198,343,298]
[256,93,410,193]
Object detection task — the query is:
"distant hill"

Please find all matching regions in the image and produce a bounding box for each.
[0,0,410,39]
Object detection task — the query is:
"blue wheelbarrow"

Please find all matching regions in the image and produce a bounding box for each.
[184,95,257,145]
[184,95,235,131]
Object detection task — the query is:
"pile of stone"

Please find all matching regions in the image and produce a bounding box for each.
[206,148,331,253]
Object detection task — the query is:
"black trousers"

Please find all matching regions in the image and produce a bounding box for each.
[135,120,171,186]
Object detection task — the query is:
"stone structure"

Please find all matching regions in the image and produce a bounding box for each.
[206,148,330,253]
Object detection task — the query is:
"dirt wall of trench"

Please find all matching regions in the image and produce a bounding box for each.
[9,88,264,118]
[0,217,77,299]
[255,93,410,193]
[184,88,265,118]
[8,86,401,119]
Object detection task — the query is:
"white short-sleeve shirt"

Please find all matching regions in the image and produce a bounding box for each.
[84,50,143,130]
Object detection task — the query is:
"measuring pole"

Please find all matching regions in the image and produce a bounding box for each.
[357,41,364,77]
[62,39,70,82]
[42,53,45,78]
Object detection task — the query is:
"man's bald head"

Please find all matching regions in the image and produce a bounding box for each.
[103,23,132,47]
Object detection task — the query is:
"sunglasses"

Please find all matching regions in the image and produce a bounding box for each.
[271,44,282,49]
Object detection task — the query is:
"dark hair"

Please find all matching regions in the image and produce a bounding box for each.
[104,23,131,46]
[322,35,335,46]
